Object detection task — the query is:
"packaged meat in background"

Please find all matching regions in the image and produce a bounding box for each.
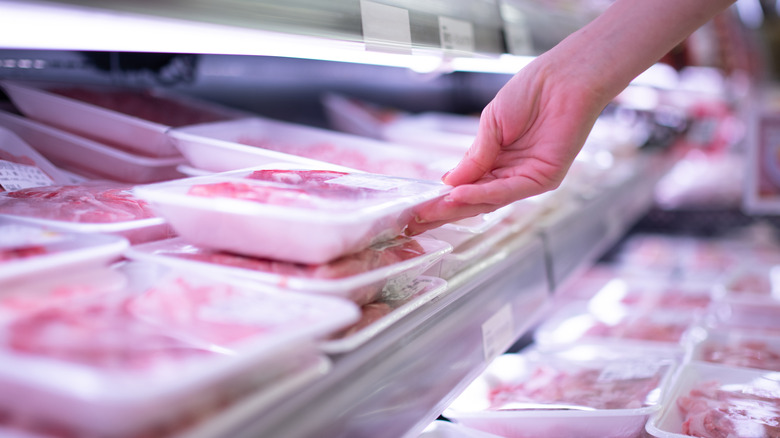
[321,93,406,140]
[168,116,457,180]
[0,80,249,158]
[133,167,452,264]
[445,348,675,438]
[646,362,780,438]
[0,110,186,184]
[586,276,713,314]
[417,420,505,438]
[709,264,780,333]
[380,111,478,154]
[125,236,451,305]
[0,182,173,244]
[534,301,699,352]
[320,276,448,353]
[0,217,128,286]
[689,328,780,371]
[0,264,359,438]
[0,126,70,191]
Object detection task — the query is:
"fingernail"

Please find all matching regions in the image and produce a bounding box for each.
[414,215,426,224]
[441,170,451,182]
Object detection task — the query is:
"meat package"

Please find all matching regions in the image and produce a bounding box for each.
[0,80,247,157]
[167,116,458,180]
[445,349,675,438]
[125,235,450,305]
[0,126,70,191]
[534,302,697,351]
[647,362,780,438]
[0,182,172,244]
[133,167,452,264]
[0,264,359,437]
[690,329,780,372]
[0,217,128,285]
[0,110,185,183]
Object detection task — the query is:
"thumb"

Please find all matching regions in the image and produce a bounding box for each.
[442,108,501,186]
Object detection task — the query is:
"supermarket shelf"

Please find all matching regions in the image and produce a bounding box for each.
[183,231,551,438]
[541,151,678,290]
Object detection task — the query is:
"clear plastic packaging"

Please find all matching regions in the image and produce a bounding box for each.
[0,126,70,188]
[0,182,173,244]
[168,116,458,180]
[133,167,452,264]
[0,110,185,183]
[417,420,504,438]
[587,276,713,314]
[381,112,479,154]
[689,328,780,371]
[125,236,451,305]
[0,264,359,437]
[646,362,780,438]
[320,276,448,353]
[0,80,247,157]
[445,349,675,438]
[0,217,128,285]
[321,93,403,139]
[534,302,697,351]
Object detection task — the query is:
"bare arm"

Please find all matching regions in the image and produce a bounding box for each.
[406,0,736,235]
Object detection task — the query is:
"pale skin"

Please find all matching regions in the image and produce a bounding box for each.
[405,0,737,235]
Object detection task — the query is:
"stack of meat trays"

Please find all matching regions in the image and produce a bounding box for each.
[444,346,677,438]
[0,126,172,244]
[0,263,358,438]
[0,80,248,183]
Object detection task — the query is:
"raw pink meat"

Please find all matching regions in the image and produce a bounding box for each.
[236,137,440,180]
[620,288,712,310]
[50,87,230,127]
[161,236,426,280]
[0,245,46,261]
[8,299,215,370]
[0,184,156,223]
[488,364,662,410]
[0,150,36,167]
[585,316,688,343]
[729,272,772,297]
[701,340,780,371]
[678,380,780,438]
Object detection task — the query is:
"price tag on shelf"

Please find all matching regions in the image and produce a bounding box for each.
[360,0,412,53]
[481,303,513,362]
[438,17,474,53]
[0,160,54,192]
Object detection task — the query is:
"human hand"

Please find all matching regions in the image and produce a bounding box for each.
[405,55,608,235]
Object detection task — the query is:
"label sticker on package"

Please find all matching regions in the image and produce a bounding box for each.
[0,160,54,191]
[438,17,475,52]
[482,304,513,361]
[326,174,410,191]
[598,362,660,382]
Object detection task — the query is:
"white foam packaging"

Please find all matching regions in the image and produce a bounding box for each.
[125,236,451,305]
[0,110,185,183]
[167,116,458,180]
[0,217,128,285]
[320,276,448,353]
[381,112,479,154]
[0,80,247,158]
[0,264,359,437]
[646,362,780,438]
[0,126,70,187]
[133,167,452,264]
[445,348,676,438]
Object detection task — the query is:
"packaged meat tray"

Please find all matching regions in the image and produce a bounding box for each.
[0,80,247,157]
[321,93,404,139]
[125,236,451,305]
[0,217,128,285]
[646,362,780,438]
[132,167,452,264]
[0,126,70,190]
[689,328,780,371]
[381,112,479,154]
[445,349,675,438]
[167,116,458,180]
[0,182,173,244]
[587,276,713,314]
[320,276,448,353]
[534,302,697,351]
[0,110,186,183]
[0,265,359,437]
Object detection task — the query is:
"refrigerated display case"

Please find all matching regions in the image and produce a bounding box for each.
[0,1,753,437]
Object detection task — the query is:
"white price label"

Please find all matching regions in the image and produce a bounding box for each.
[360,0,412,53]
[438,17,475,52]
[0,160,54,192]
[481,304,514,361]
[598,362,660,382]
[326,174,409,191]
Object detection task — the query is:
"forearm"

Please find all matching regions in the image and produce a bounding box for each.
[546,0,736,108]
